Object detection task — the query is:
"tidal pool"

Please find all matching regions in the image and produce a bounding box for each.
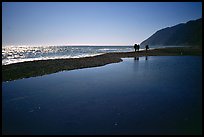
[2,56,202,135]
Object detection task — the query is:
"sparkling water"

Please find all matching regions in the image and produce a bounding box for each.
[2,46,134,65]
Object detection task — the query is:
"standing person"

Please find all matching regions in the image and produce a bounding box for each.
[145,45,149,52]
[134,44,137,52]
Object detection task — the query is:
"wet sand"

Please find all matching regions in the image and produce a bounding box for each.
[2,47,202,82]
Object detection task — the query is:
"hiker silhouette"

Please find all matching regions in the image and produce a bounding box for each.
[145,45,149,52]
[134,44,140,52]
[138,44,140,51]
[134,44,137,52]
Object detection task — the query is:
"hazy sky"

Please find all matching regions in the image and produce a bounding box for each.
[2,2,202,46]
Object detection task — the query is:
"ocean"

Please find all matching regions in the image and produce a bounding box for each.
[2,46,134,65]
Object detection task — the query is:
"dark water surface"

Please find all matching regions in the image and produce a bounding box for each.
[2,56,202,135]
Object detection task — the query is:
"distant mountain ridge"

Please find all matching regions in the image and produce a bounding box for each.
[140,18,202,47]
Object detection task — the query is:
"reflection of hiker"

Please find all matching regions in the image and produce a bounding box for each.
[145,45,149,52]
[134,57,139,60]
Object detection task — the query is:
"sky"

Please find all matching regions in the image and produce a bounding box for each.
[2,2,202,46]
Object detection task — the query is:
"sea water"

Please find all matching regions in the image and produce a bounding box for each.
[2,46,134,65]
[2,56,202,135]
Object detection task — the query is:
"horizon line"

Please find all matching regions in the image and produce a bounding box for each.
[2,44,137,47]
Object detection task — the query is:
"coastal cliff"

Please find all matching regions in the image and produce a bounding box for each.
[140,18,202,47]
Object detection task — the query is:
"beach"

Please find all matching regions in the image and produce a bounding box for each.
[2,2,202,135]
[2,46,202,82]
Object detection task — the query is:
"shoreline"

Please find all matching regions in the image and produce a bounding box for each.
[2,47,202,82]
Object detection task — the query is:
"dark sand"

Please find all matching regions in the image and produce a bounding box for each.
[2,47,202,82]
